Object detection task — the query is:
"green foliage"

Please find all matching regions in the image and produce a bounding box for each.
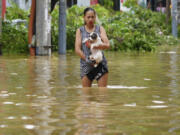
[105,6,178,51]
[6,1,29,20]
[51,4,178,52]
[1,22,29,54]
[51,5,84,51]
[0,2,29,54]
[123,0,138,8]
[51,6,84,51]
[1,1,178,54]
[98,0,113,9]
[51,4,112,51]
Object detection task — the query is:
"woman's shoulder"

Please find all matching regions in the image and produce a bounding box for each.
[96,25,106,34]
[95,25,105,30]
[99,25,105,29]
[77,26,85,32]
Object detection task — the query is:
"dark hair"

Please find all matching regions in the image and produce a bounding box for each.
[83,7,96,16]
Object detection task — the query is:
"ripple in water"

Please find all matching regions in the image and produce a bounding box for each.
[3,102,14,105]
[6,116,16,120]
[152,100,165,104]
[160,51,176,54]
[146,105,168,109]
[144,78,151,81]
[10,73,18,75]
[107,85,147,89]
[16,103,24,106]
[21,116,32,120]
[24,124,36,130]
[66,85,147,89]
[0,94,9,97]
[16,86,23,89]
[0,125,8,128]
[123,103,136,107]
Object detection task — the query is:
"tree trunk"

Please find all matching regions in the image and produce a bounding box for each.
[166,0,170,24]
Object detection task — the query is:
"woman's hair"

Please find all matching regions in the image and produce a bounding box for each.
[83,7,96,16]
[83,7,96,25]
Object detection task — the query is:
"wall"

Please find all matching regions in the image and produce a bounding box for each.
[7,0,31,10]
[77,0,90,6]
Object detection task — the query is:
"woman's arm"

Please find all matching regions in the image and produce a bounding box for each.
[75,28,86,60]
[93,26,110,50]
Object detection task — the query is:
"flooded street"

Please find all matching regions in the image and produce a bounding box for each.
[0,48,180,135]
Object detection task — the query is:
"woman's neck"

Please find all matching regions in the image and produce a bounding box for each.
[85,24,95,32]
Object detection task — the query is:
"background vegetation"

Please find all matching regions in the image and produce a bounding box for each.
[0,0,178,54]
[0,2,29,54]
[51,1,178,52]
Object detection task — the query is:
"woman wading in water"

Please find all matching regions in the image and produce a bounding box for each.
[75,7,110,87]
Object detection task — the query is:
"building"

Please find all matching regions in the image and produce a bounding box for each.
[147,0,166,11]
[77,0,98,7]
[6,0,31,10]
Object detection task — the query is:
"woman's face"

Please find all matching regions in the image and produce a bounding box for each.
[84,10,96,26]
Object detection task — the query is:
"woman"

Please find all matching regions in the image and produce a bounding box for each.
[75,7,110,87]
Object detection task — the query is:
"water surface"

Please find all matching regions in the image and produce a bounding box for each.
[0,49,180,135]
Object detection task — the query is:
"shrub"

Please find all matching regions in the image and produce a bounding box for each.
[51,4,178,52]
[0,2,29,54]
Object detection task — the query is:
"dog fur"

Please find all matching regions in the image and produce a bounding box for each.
[83,32,103,67]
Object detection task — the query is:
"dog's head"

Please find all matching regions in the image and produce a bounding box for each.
[82,32,98,44]
[89,32,98,41]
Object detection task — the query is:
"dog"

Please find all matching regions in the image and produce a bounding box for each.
[83,32,103,67]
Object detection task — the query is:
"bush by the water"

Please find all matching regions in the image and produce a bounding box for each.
[1,22,28,54]
[0,2,29,54]
[51,1,178,52]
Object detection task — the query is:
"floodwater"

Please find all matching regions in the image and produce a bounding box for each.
[0,48,180,135]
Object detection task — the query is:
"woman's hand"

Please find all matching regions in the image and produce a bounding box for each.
[92,43,109,50]
[92,45,100,49]
[85,57,96,66]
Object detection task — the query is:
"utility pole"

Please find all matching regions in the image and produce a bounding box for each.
[172,0,178,37]
[166,0,170,24]
[113,0,120,11]
[0,0,2,37]
[59,0,66,54]
[0,0,2,55]
[36,0,51,55]
[150,0,155,11]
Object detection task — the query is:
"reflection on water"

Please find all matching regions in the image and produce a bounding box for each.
[74,88,108,135]
[0,50,180,135]
[33,56,56,135]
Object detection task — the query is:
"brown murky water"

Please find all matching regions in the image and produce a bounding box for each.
[0,48,180,135]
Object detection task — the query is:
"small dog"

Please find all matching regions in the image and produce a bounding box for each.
[83,32,103,67]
